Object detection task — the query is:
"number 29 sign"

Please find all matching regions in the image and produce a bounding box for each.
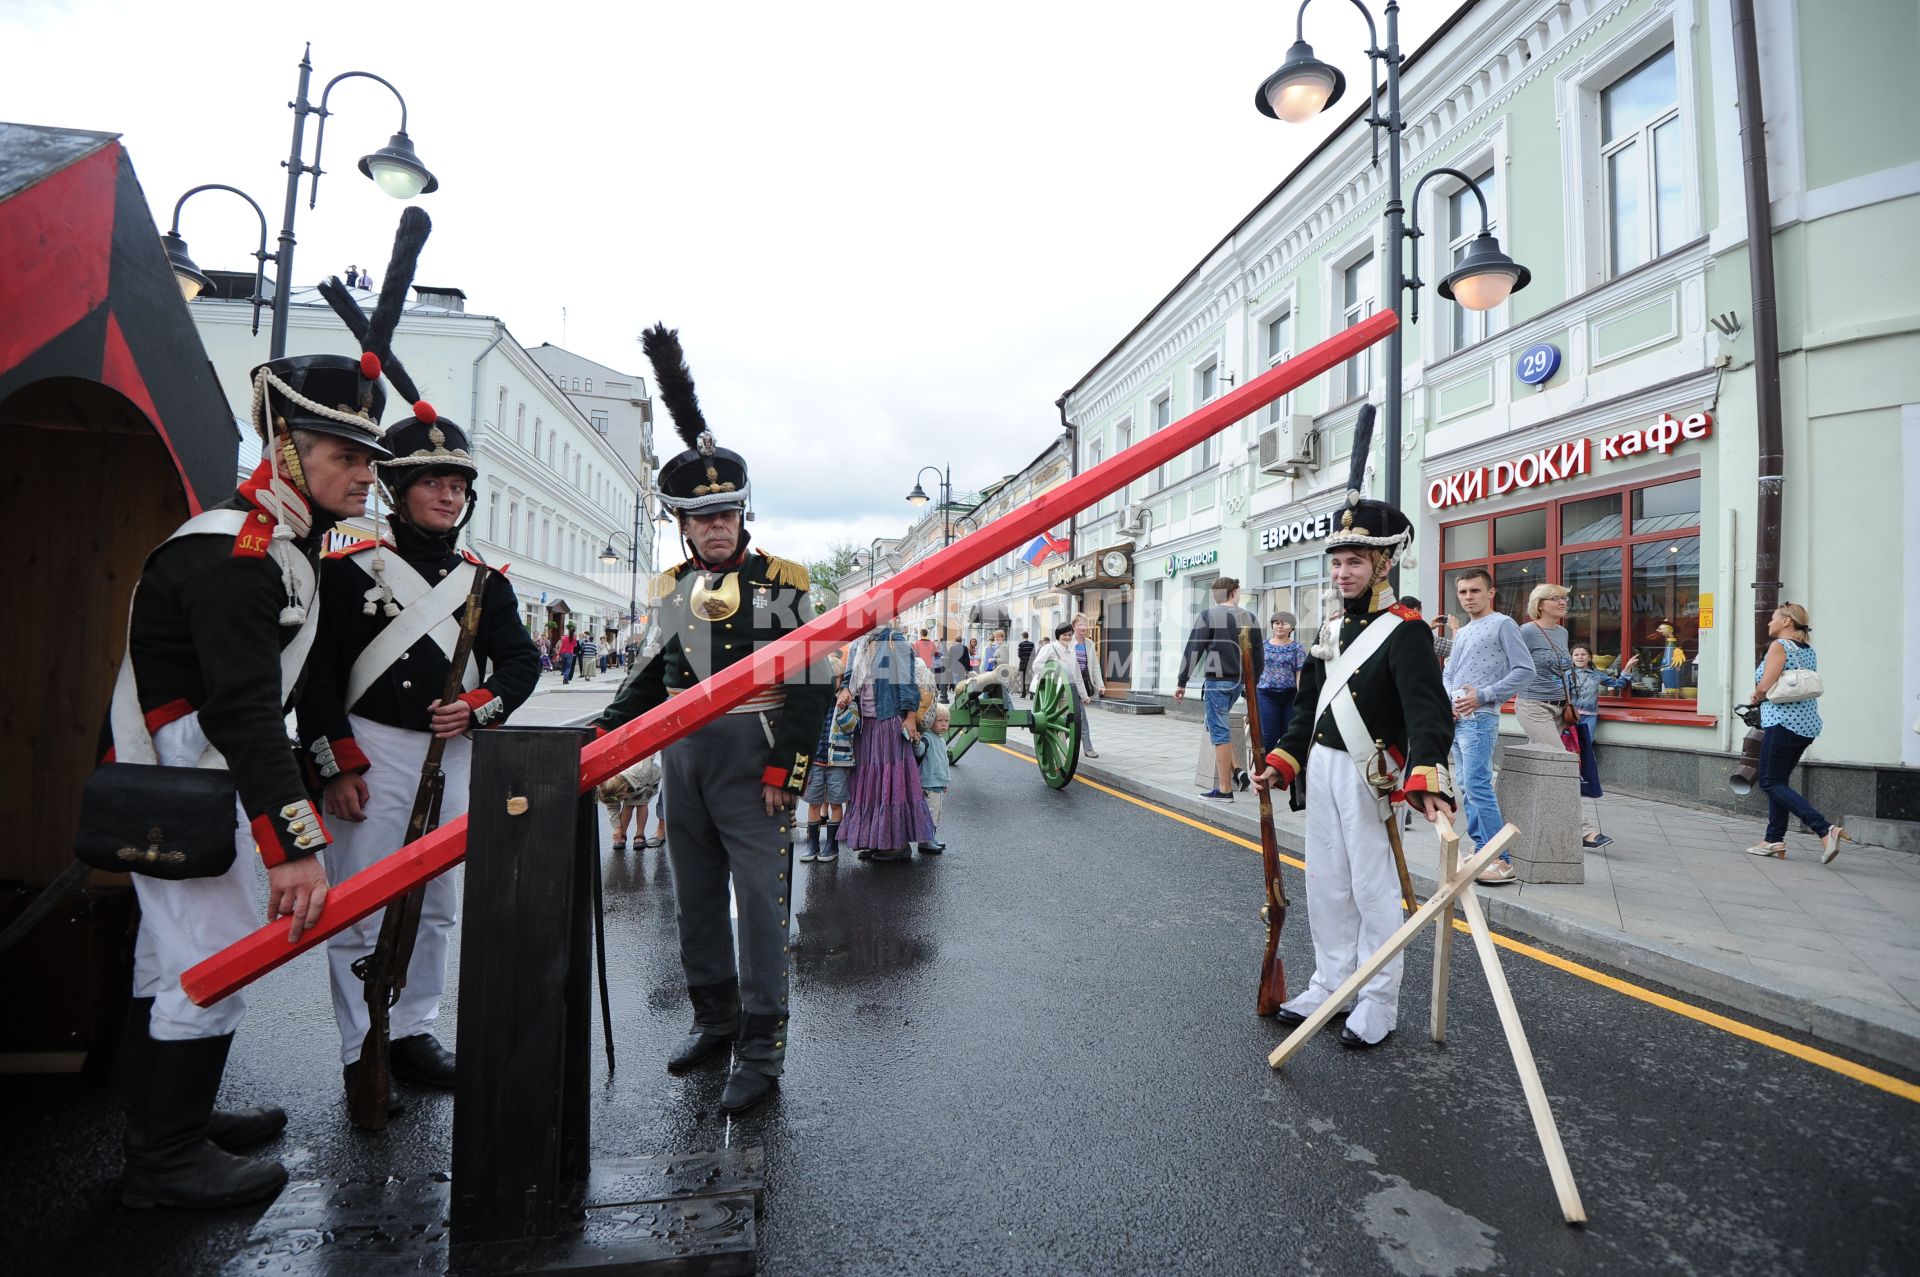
[1514,342,1561,386]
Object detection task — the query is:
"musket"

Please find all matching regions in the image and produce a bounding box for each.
[347,562,490,1131]
[1237,626,1288,1015]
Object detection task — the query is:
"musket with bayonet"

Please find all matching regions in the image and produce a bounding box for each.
[347,562,489,1131]
[1238,625,1289,1015]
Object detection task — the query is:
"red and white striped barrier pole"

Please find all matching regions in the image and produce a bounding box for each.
[184,309,1398,1006]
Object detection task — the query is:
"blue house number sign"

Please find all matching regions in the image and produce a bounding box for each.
[1515,342,1561,386]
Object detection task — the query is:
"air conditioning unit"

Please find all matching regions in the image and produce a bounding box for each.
[1118,503,1151,536]
[1258,415,1318,477]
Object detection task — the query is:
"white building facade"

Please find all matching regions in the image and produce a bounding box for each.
[192,286,652,644]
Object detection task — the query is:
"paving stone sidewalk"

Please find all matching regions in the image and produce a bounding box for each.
[992,696,1920,1072]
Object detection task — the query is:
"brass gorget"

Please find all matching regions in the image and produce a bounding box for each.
[689,569,741,621]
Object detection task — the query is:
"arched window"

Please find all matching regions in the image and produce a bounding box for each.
[584,378,593,393]
[515,403,525,444]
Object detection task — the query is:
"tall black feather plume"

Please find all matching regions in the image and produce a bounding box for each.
[1344,403,1376,508]
[317,274,422,406]
[366,206,431,366]
[641,323,708,450]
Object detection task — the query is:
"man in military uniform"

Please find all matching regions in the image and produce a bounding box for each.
[111,348,392,1209]
[299,406,539,1106]
[1254,408,1455,1051]
[592,325,832,1114]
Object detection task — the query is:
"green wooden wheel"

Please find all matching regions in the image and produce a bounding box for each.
[1029,664,1081,789]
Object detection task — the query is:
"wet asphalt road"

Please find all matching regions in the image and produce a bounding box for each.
[6,740,1919,1275]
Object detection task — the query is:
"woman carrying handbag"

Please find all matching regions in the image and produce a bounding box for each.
[1747,602,1847,861]
[1513,583,1605,847]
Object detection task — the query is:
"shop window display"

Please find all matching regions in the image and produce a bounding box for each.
[1438,472,1702,709]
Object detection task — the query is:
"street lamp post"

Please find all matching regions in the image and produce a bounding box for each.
[160,185,272,333]
[602,498,672,656]
[1256,0,1529,541]
[906,463,956,640]
[163,44,436,359]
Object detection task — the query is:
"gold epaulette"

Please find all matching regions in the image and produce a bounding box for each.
[759,553,811,592]
[648,565,683,601]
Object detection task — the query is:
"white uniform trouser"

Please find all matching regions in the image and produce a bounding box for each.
[1281,743,1404,1044]
[132,713,270,1041]
[326,714,469,1065]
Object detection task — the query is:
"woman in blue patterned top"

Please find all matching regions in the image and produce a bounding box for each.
[1747,602,1848,862]
[1255,612,1307,753]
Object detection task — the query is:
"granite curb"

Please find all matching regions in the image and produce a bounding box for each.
[998,741,1920,1075]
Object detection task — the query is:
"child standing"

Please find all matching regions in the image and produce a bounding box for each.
[801,653,857,863]
[597,754,663,851]
[912,704,952,854]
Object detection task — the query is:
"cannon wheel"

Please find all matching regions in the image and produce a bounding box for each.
[1029,664,1081,789]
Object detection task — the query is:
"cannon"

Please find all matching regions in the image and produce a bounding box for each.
[944,664,1081,789]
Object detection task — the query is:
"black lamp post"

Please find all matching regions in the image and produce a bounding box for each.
[600,497,669,653]
[907,463,956,639]
[1256,1,1530,544]
[163,44,436,359]
[162,185,271,335]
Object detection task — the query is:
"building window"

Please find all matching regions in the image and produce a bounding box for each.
[1193,360,1219,470]
[1601,46,1681,277]
[572,377,581,391]
[562,442,571,476]
[507,501,519,551]
[591,409,609,434]
[1438,473,1702,707]
[516,403,526,445]
[488,492,499,542]
[1150,393,1173,491]
[1339,254,1376,401]
[1263,310,1293,423]
[549,431,558,465]
[1259,552,1324,636]
[1447,169,1499,353]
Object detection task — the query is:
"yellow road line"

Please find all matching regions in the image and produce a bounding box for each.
[989,741,1920,1105]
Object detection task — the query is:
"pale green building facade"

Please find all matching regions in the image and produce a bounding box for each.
[1061,0,1919,819]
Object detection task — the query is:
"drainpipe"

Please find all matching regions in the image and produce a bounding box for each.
[1728,0,1783,793]
[462,323,509,553]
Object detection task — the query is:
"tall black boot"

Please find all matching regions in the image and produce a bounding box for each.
[721,1011,785,1114]
[817,821,840,862]
[121,1031,288,1210]
[122,998,286,1155]
[665,978,740,1074]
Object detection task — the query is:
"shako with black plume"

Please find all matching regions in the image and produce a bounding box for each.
[1323,403,1413,555]
[643,324,750,515]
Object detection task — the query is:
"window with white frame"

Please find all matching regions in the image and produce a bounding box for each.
[1193,360,1219,470]
[1447,168,1500,353]
[508,501,519,551]
[516,403,526,444]
[489,492,499,542]
[1339,254,1376,401]
[1263,309,1293,423]
[1150,392,1173,491]
[1601,46,1681,277]
[584,378,592,393]
[590,409,609,434]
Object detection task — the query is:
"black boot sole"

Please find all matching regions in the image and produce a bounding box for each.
[121,1158,288,1211]
[665,1038,736,1075]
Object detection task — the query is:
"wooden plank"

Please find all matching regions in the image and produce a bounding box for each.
[1458,888,1588,1225]
[1431,810,1462,1043]
[450,726,593,1251]
[1268,826,1514,1070]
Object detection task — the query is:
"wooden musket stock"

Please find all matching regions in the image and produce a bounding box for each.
[1238,626,1288,1014]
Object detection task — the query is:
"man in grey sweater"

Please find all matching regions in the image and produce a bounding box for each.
[1441,568,1534,884]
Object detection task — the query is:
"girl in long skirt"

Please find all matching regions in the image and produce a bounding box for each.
[839,622,935,862]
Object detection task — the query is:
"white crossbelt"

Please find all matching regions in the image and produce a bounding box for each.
[110,509,319,768]
[1313,608,1405,819]
[345,553,481,710]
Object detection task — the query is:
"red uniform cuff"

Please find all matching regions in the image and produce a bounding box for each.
[456,688,506,727]
[760,766,791,789]
[333,737,371,774]
[1264,748,1300,788]
[250,800,330,867]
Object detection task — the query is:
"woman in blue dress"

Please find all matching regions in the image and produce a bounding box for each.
[1746,602,1848,862]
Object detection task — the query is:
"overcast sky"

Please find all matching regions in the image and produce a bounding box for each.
[5,0,1465,566]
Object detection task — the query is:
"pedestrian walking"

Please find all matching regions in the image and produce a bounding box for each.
[557,627,579,683]
[1746,602,1848,861]
[1015,630,1035,696]
[578,633,598,681]
[1252,421,1454,1051]
[535,631,553,671]
[1174,578,1261,799]
[912,702,952,854]
[799,652,855,863]
[840,619,935,863]
[598,754,663,851]
[1441,567,1533,885]
[1402,596,1453,666]
[915,628,937,670]
[1513,584,1600,846]
[943,631,970,703]
[105,309,395,1208]
[1035,620,1103,757]
[1256,611,1306,754]
[984,629,1009,674]
[590,325,833,1115]
[300,401,540,1107]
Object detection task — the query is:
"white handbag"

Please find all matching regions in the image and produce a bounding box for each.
[1765,642,1823,703]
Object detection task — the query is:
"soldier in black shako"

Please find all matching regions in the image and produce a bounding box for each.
[296,213,539,1110]
[592,325,832,1115]
[107,303,396,1208]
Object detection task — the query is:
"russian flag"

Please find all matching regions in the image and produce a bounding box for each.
[1022,531,1070,565]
